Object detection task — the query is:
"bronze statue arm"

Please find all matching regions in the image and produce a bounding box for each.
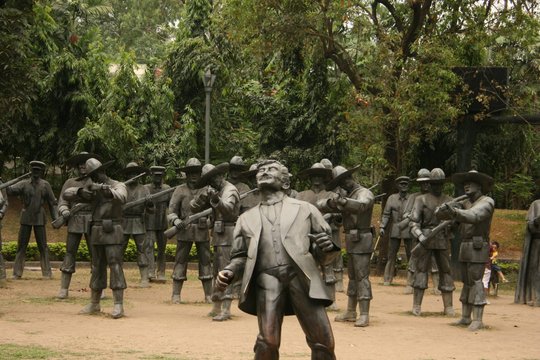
[452,198,494,224]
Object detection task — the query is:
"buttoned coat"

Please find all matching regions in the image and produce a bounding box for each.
[225,196,339,315]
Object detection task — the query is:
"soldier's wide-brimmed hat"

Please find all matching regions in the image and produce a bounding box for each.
[428,168,446,184]
[325,164,362,191]
[452,170,494,192]
[320,158,333,170]
[229,155,248,171]
[195,162,229,188]
[179,158,202,173]
[78,158,114,179]
[240,163,258,179]
[65,152,100,168]
[150,166,166,175]
[297,162,332,180]
[122,162,148,175]
[395,176,411,183]
[416,168,431,182]
[29,161,46,170]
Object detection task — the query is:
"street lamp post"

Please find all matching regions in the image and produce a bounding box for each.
[202,68,216,164]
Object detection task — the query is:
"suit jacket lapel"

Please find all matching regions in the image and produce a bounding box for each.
[245,204,262,256]
[280,197,299,242]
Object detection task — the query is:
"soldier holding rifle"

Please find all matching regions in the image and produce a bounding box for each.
[63,158,128,318]
[56,152,97,299]
[167,158,212,303]
[437,170,495,330]
[319,164,374,327]
[6,161,57,279]
[191,162,240,321]
[409,168,456,317]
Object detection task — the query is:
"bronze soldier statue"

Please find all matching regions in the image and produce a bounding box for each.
[239,164,260,209]
[63,158,128,318]
[380,176,414,286]
[297,162,339,309]
[57,152,97,298]
[0,178,8,287]
[516,198,540,307]
[319,165,374,327]
[122,162,153,288]
[191,162,240,321]
[409,168,455,317]
[216,159,339,360]
[438,170,495,330]
[7,161,58,279]
[168,158,212,303]
[144,166,171,282]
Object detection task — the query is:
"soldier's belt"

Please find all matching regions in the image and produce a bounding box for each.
[91,220,121,225]
[123,214,144,219]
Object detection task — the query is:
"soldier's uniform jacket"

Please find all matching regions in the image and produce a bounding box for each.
[58,177,92,234]
[144,182,171,231]
[438,195,494,263]
[410,192,453,249]
[64,179,127,245]
[167,184,208,242]
[297,189,331,205]
[123,183,151,235]
[241,189,260,210]
[191,181,240,246]
[380,192,414,239]
[319,185,374,254]
[7,178,58,225]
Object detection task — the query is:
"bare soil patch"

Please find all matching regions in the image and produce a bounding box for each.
[0,266,538,360]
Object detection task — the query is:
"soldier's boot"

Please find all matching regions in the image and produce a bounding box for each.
[208,300,222,318]
[431,272,441,295]
[442,292,455,316]
[334,271,344,293]
[57,272,72,299]
[139,267,150,288]
[171,280,183,304]
[202,280,213,304]
[213,299,232,321]
[101,289,106,299]
[455,304,472,326]
[111,289,125,319]
[335,296,357,322]
[412,289,424,316]
[468,305,485,331]
[355,300,370,327]
[79,289,101,315]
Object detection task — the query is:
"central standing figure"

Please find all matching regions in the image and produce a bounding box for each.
[216,160,339,359]
[191,162,240,321]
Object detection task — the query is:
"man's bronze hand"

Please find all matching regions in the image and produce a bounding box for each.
[309,233,334,252]
[216,269,234,291]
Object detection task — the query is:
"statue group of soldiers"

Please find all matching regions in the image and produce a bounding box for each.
[1,153,539,360]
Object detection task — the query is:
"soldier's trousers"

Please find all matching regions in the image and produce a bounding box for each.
[90,244,126,290]
[60,232,91,274]
[13,225,51,277]
[346,253,373,300]
[412,248,454,292]
[172,241,212,281]
[460,262,487,305]
[384,237,412,283]
[213,245,233,300]
[123,234,149,268]
[146,230,167,276]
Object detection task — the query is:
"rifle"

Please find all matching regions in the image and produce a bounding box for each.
[52,172,148,229]
[164,188,258,239]
[123,186,177,211]
[123,172,147,186]
[371,233,382,261]
[410,194,469,256]
[52,202,92,229]
[368,183,379,191]
[0,172,32,191]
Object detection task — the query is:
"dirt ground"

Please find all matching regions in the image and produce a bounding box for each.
[0,265,538,360]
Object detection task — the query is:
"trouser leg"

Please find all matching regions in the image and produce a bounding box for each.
[61,232,82,274]
[106,245,127,290]
[172,242,190,303]
[34,226,52,278]
[350,253,371,326]
[155,231,167,279]
[196,241,213,302]
[289,273,336,360]
[146,231,156,279]
[13,225,32,278]
[133,233,149,286]
[383,237,401,284]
